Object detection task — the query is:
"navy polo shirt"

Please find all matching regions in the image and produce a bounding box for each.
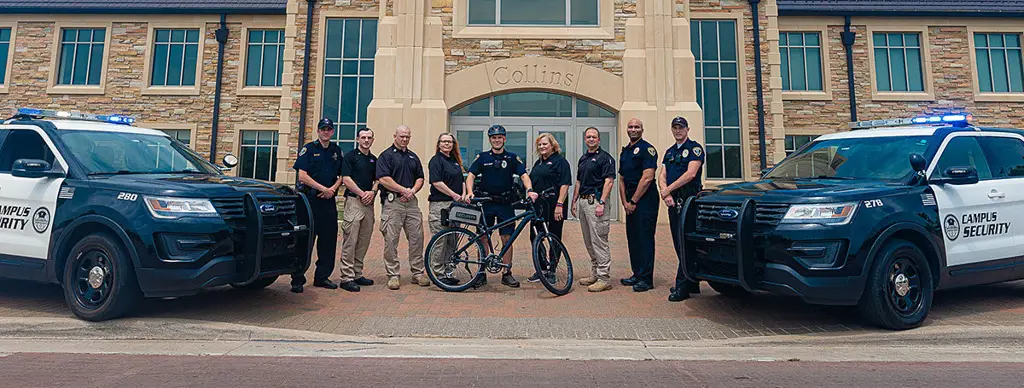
[468,149,526,195]
[375,145,424,201]
[576,148,616,196]
[529,152,572,194]
[618,138,658,188]
[663,138,705,197]
[341,148,377,198]
[294,140,344,194]
[428,152,465,202]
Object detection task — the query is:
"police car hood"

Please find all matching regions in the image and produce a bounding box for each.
[705,178,908,203]
[89,173,293,197]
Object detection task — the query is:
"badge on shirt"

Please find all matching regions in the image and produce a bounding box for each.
[387,192,396,202]
[682,149,689,158]
[501,160,507,168]
[299,147,307,156]
[633,147,639,155]
[693,147,702,157]
[333,153,339,161]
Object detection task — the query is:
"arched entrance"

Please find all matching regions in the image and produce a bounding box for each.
[449,91,619,219]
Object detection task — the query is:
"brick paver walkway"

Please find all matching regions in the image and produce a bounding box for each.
[3,222,1024,340]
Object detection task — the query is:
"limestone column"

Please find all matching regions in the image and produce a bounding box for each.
[274,0,302,184]
[764,0,787,165]
[620,0,704,222]
[367,0,447,211]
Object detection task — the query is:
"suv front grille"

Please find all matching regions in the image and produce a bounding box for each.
[210,195,298,233]
[695,201,789,233]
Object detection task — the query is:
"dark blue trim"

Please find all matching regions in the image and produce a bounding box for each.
[0,254,48,283]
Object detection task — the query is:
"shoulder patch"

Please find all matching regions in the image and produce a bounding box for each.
[693,147,702,157]
[516,156,523,164]
[299,147,307,156]
[648,147,656,157]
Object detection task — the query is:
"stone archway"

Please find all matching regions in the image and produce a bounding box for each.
[444,57,624,113]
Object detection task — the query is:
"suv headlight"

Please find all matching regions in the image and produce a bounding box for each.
[781,203,857,225]
[144,196,218,219]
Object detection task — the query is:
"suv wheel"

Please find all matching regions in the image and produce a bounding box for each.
[230,276,279,290]
[708,281,751,297]
[858,238,933,330]
[62,233,141,321]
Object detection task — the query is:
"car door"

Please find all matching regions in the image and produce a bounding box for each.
[0,126,66,264]
[974,133,1024,276]
[928,133,1016,270]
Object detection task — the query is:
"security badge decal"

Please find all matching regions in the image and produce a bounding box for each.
[693,147,702,157]
[944,212,1011,241]
[682,149,689,158]
[32,208,50,233]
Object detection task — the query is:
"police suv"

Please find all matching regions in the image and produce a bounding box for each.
[680,114,1024,330]
[0,108,313,321]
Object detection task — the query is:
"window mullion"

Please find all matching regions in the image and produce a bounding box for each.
[496,0,502,25]
[565,0,571,26]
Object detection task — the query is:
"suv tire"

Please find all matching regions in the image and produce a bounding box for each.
[62,233,142,321]
[230,276,279,290]
[858,238,933,330]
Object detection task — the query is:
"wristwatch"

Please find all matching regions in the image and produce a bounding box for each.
[597,199,605,205]
[627,199,636,205]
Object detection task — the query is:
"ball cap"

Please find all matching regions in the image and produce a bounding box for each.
[671,116,688,128]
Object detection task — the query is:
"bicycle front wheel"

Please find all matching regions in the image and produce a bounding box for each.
[424,227,486,292]
[532,232,573,295]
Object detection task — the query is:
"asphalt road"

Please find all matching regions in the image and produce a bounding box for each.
[2,353,1022,388]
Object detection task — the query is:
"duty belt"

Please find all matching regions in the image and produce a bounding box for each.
[580,193,598,204]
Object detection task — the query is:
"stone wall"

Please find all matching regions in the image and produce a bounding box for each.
[0,18,283,163]
[782,22,1024,136]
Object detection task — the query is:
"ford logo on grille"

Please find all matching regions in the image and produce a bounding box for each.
[717,209,739,220]
[260,204,277,213]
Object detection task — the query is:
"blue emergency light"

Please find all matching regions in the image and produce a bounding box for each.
[849,113,972,130]
[13,107,136,126]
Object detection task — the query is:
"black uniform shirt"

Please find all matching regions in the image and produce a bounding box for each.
[375,145,424,201]
[293,140,343,196]
[341,148,378,198]
[529,152,572,195]
[618,138,658,187]
[663,138,705,198]
[428,152,464,202]
[468,149,526,195]
[577,147,616,196]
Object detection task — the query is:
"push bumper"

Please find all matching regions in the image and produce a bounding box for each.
[679,197,864,306]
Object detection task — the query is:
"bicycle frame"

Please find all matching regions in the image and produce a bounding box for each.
[445,200,551,269]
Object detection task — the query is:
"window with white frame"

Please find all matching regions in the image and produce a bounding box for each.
[239,130,279,181]
[57,28,105,86]
[780,32,823,91]
[245,30,284,87]
[784,135,817,156]
[468,0,599,26]
[0,28,10,86]
[873,32,925,92]
[151,29,200,87]
[975,32,1024,93]
[161,129,191,147]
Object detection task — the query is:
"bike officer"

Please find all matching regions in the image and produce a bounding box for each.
[337,127,378,292]
[375,125,431,290]
[291,117,344,293]
[464,124,539,288]
[657,116,705,302]
[618,117,660,292]
[570,127,616,292]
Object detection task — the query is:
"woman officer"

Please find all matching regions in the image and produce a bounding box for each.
[527,133,572,284]
[426,132,466,286]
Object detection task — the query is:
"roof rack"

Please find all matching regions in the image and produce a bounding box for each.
[10,107,136,126]
[849,113,972,130]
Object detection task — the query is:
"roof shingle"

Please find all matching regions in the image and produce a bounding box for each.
[778,0,1024,16]
[0,0,286,14]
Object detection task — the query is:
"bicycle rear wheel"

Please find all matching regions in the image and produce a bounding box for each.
[424,227,486,292]
[532,232,573,295]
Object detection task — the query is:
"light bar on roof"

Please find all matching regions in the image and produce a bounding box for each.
[849,113,971,130]
[14,107,136,126]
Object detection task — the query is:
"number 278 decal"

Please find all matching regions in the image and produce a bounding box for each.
[117,192,138,201]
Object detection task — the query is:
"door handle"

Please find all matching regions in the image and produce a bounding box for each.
[988,190,1006,199]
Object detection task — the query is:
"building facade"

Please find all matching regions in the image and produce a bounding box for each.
[2,0,1024,221]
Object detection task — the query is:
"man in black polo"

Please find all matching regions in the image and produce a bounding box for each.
[338,128,378,292]
[375,125,430,290]
[291,117,344,293]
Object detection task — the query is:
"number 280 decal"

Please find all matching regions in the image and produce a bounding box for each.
[117,192,138,201]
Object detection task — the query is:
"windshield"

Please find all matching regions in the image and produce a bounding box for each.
[766,135,931,180]
[59,130,220,175]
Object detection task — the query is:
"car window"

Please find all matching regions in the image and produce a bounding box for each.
[978,136,1024,179]
[0,129,57,173]
[931,136,993,180]
[0,130,9,151]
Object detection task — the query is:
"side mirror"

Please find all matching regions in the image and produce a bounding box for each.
[909,153,927,173]
[12,159,64,179]
[933,166,979,185]
[219,154,239,171]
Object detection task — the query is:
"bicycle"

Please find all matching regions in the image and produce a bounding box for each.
[424,187,573,295]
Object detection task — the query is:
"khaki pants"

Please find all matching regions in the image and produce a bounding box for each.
[380,196,426,279]
[339,198,375,283]
[427,201,458,277]
[577,199,611,280]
